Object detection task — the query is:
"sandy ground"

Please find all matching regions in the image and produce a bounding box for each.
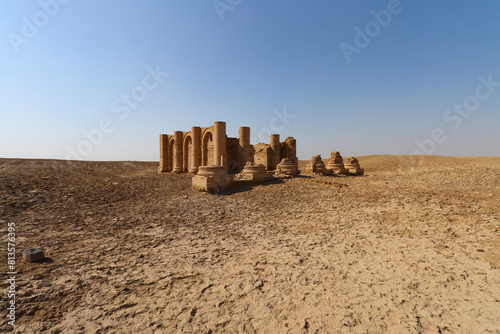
[1,155,500,333]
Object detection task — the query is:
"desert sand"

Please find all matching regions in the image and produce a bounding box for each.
[1,155,499,333]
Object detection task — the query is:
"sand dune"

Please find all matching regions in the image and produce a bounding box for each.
[1,155,499,333]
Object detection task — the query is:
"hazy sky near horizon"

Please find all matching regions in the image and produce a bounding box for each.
[1,0,499,161]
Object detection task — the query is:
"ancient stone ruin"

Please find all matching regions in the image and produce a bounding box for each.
[159,121,364,192]
[326,151,346,174]
[235,162,274,182]
[305,152,364,176]
[275,158,300,178]
[159,121,297,174]
[159,121,298,192]
[305,155,327,175]
[344,156,364,175]
[191,165,233,193]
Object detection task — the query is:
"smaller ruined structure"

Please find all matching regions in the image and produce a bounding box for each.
[275,158,300,178]
[344,157,364,175]
[253,136,298,171]
[306,152,364,176]
[305,155,327,175]
[326,151,346,175]
[235,162,273,182]
[23,247,45,263]
[194,162,276,193]
[192,165,233,193]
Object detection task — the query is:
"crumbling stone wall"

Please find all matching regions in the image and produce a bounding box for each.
[280,137,297,165]
[159,121,297,174]
[254,135,297,171]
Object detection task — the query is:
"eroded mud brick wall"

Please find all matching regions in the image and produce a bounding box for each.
[253,143,272,169]
[280,137,297,164]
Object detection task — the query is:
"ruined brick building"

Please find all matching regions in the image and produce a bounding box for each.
[158,121,297,174]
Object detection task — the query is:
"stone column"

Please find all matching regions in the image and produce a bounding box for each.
[213,121,227,168]
[238,126,252,168]
[173,131,183,173]
[159,134,169,173]
[190,127,201,173]
[238,126,253,168]
[239,127,250,148]
[270,134,280,170]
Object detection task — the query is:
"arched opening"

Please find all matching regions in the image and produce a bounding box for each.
[168,138,174,171]
[183,135,192,172]
[201,131,213,166]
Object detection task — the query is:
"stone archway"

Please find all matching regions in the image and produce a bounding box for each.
[201,130,213,166]
[168,137,175,171]
[183,135,192,172]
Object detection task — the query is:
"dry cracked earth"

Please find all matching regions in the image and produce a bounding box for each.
[1,155,500,333]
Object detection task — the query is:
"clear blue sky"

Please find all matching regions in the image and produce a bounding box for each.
[1,0,499,161]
